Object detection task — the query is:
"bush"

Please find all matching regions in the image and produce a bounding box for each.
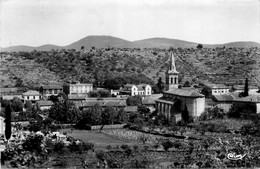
[74,120,92,130]
[54,141,65,153]
[162,140,173,151]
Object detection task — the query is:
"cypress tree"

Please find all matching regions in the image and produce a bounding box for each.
[5,104,12,140]
[244,78,249,97]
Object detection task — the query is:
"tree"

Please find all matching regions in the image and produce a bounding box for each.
[183,81,191,87]
[197,44,203,49]
[182,104,189,122]
[81,104,102,125]
[11,97,23,112]
[126,95,142,106]
[138,105,150,117]
[156,77,164,93]
[244,78,249,97]
[5,104,12,140]
[24,100,33,112]
[100,106,117,131]
[48,100,81,123]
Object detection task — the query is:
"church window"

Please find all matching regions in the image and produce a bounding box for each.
[174,77,177,84]
[171,77,173,84]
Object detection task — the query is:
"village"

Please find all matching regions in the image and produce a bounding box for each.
[0,50,260,168]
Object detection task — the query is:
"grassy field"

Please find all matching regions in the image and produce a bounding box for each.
[60,129,135,149]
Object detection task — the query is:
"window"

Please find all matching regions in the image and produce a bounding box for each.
[33,96,35,100]
[171,77,173,84]
[54,89,58,94]
[174,77,177,84]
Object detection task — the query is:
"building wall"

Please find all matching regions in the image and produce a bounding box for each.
[64,84,93,95]
[156,95,205,122]
[145,85,152,95]
[216,103,233,113]
[212,88,229,95]
[23,95,41,101]
[131,86,138,96]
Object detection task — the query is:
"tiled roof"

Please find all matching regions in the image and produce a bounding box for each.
[40,85,62,89]
[2,95,22,100]
[164,88,204,98]
[124,106,138,112]
[212,94,236,102]
[234,95,260,103]
[233,85,259,90]
[82,99,126,107]
[37,101,53,107]
[68,95,86,100]
[142,94,163,105]
[22,90,41,96]
[205,84,229,89]
[124,84,136,88]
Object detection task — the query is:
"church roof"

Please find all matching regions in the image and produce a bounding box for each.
[164,88,204,98]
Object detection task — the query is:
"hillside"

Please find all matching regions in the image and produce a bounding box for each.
[133,38,198,48]
[0,54,63,88]
[67,35,136,50]
[1,47,260,89]
[1,35,260,52]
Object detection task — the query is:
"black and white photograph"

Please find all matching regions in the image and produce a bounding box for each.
[0,0,260,168]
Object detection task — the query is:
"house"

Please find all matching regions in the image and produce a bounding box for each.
[22,90,41,103]
[212,93,260,114]
[204,84,230,95]
[120,84,152,96]
[63,82,93,95]
[67,95,87,107]
[155,89,205,123]
[39,85,63,99]
[155,52,205,124]
[36,100,53,110]
[212,94,235,113]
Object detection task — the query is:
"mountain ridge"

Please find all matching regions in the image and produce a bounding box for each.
[1,35,260,52]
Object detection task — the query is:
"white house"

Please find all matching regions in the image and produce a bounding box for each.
[63,82,93,95]
[205,84,230,95]
[121,84,152,96]
[22,90,41,103]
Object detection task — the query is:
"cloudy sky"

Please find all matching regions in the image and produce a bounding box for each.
[0,0,260,47]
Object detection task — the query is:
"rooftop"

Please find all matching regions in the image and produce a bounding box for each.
[164,88,205,98]
[37,101,53,107]
[22,90,41,96]
[205,83,229,89]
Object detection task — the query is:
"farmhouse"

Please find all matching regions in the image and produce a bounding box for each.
[35,100,53,110]
[155,52,205,123]
[63,82,93,95]
[205,83,230,95]
[120,84,152,96]
[22,90,41,103]
[39,85,63,99]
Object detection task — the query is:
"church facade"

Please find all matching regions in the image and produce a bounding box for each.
[155,51,205,123]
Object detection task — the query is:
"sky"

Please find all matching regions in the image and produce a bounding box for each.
[0,0,260,47]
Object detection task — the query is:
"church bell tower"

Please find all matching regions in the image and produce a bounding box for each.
[165,51,179,90]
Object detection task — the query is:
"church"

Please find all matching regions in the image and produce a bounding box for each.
[155,52,205,123]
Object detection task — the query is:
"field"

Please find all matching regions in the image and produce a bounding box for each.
[60,129,135,149]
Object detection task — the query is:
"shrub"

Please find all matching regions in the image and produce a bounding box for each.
[162,140,173,151]
[120,144,129,150]
[74,120,91,130]
[54,141,65,153]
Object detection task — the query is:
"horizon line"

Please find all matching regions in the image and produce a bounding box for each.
[1,35,259,48]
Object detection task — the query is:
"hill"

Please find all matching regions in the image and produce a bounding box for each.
[133,38,198,48]
[1,47,260,89]
[66,35,136,50]
[1,35,260,52]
